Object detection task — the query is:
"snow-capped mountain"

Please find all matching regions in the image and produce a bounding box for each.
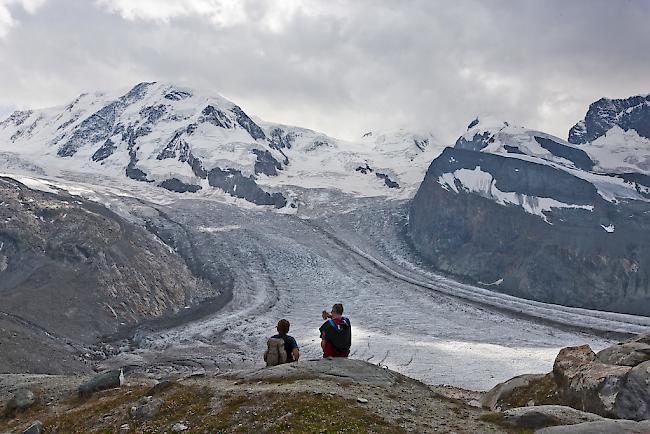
[0,82,442,208]
[569,94,650,175]
[408,110,650,316]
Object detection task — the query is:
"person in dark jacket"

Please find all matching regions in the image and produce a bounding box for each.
[270,318,300,362]
[319,303,351,358]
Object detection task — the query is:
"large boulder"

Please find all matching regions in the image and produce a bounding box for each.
[614,360,650,421]
[502,405,604,430]
[553,345,631,418]
[3,388,36,416]
[481,373,559,410]
[597,333,650,367]
[78,369,124,397]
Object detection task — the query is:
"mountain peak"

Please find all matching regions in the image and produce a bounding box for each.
[568,94,650,145]
[0,82,444,208]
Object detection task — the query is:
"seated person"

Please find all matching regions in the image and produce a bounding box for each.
[265,319,300,366]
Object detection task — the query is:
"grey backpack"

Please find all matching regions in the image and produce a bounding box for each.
[264,337,287,367]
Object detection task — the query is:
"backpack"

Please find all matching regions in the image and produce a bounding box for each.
[264,337,287,367]
[320,317,352,353]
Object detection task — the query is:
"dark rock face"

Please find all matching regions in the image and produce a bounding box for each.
[413,137,429,151]
[354,164,400,188]
[355,164,373,174]
[158,131,188,160]
[139,104,167,124]
[504,144,525,154]
[268,128,295,150]
[569,95,650,144]
[58,82,155,157]
[207,167,286,208]
[454,130,494,151]
[57,101,120,157]
[231,105,266,140]
[533,136,594,171]
[252,149,283,176]
[408,147,650,315]
[0,177,216,372]
[613,173,650,199]
[125,163,150,182]
[92,138,117,162]
[375,172,400,189]
[159,178,202,193]
[164,89,192,101]
[467,118,480,129]
[0,110,32,128]
[199,105,233,129]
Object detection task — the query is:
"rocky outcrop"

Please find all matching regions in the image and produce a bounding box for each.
[231,105,266,140]
[159,178,202,193]
[553,345,631,418]
[597,333,650,366]
[481,373,556,410]
[0,359,506,433]
[207,167,286,208]
[486,333,650,423]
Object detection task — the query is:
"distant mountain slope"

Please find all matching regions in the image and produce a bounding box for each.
[0,176,223,372]
[0,82,443,208]
[408,111,650,316]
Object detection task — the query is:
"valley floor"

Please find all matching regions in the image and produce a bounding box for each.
[4,172,650,391]
[97,189,650,391]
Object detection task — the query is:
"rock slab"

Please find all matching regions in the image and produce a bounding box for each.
[502,405,603,430]
[78,369,124,396]
[21,421,43,434]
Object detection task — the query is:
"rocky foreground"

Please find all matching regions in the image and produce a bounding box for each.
[483,332,650,433]
[1,359,499,434]
[2,334,650,434]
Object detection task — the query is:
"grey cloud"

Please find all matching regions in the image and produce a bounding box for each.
[0,0,649,144]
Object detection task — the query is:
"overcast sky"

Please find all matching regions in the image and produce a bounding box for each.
[0,0,649,144]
